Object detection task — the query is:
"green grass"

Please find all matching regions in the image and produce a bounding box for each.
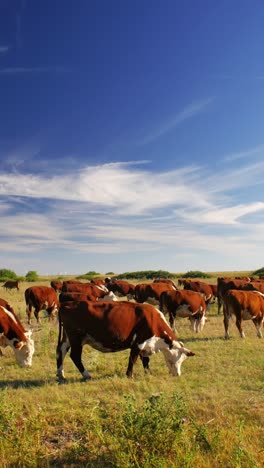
[0,279,263,467]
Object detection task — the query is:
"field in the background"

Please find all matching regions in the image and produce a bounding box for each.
[0,278,263,467]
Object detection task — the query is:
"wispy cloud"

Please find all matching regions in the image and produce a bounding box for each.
[0,154,264,273]
[139,97,213,145]
[0,46,10,54]
[224,144,264,161]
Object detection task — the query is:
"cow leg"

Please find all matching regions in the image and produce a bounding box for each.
[26,303,32,325]
[34,308,41,324]
[235,317,245,338]
[140,355,150,373]
[253,318,263,338]
[56,335,71,382]
[218,297,222,315]
[69,340,91,381]
[126,347,140,378]
[223,313,230,339]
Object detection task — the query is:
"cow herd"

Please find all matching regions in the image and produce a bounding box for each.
[0,275,264,381]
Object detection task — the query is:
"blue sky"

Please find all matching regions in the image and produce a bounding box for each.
[1,0,264,276]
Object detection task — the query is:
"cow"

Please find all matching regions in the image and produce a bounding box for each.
[25,286,59,324]
[153,278,177,288]
[134,282,176,306]
[2,280,20,291]
[61,282,109,298]
[106,280,135,300]
[183,280,214,307]
[59,290,118,304]
[0,298,16,315]
[56,300,195,382]
[160,289,207,332]
[223,289,264,339]
[217,278,255,315]
[50,280,63,293]
[90,278,106,287]
[0,305,34,367]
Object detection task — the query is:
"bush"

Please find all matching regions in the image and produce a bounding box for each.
[252,267,264,278]
[116,270,175,280]
[182,270,210,279]
[25,271,39,282]
[0,269,18,280]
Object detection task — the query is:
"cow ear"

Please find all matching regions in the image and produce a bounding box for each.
[14,340,24,350]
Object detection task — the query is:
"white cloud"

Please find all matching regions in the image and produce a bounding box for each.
[139,98,213,145]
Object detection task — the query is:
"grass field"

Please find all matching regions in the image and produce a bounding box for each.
[0,279,263,467]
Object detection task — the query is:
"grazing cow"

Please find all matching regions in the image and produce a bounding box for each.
[0,298,16,315]
[56,300,195,381]
[0,305,34,367]
[61,282,109,298]
[2,280,20,291]
[134,282,176,306]
[25,286,59,324]
[153,278,177,288]
[90,278,106,287]
[217,278,254,315]
[223,290,264,339]
[160,290,207,332]
[50,280,63,293]
[107,280,135,300]
[59,290,118,304]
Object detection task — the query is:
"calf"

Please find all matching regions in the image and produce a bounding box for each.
[25,286,59,324]
[56,300,195,381]
[2,280,20,291]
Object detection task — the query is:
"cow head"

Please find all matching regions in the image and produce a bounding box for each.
[12,330,35,368]
[162,341,195,376]
[138,336,194,376]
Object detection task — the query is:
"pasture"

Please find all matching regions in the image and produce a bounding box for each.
[0,279,263,467]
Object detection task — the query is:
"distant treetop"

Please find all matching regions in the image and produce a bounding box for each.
[252,267,264,277]
[181,270,210,279]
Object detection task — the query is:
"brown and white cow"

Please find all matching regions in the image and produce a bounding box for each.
[106,280,135,300]
[56,300,195,381]
[153,278,177,288]
[2,280,20,291]
[61,282,109,299]
[217,278,255,315]
[59,290,118,304]
[0,305,34,367]
[134,282,176,306]
[223,289,264,339]
[25,286,59,324]
[160,289,207,332]
[183,280,214,306]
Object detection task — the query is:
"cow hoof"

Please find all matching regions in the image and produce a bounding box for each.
[58,378,67,385]
[81,376,91,382]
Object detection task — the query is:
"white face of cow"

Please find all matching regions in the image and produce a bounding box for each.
[162,342,194,376]
[138,336,194,376]
[12,330,35,368]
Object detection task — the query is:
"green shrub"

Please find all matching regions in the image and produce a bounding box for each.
[252,267,264,277]
[182,270,210,279]
[0,269,18,280]
[25,270,39,282]
[116,270,175,280]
